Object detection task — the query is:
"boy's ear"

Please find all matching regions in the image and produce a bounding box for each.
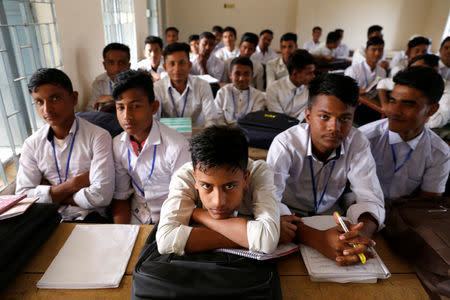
[72,91,78,106]
[102,61,107,71]
[305,108,312,124]
[426,103,439,120]
[151,100,160,115]
[243,170,250,190]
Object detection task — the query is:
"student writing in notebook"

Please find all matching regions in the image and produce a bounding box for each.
[266,32,298,87]
[266,73,384,266]
[156,126,280,255]
[111,70,190,224]
[310,31,340,64]
[134,36,165,82]
[16,68,114,222]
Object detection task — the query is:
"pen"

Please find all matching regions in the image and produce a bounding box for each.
[335,212,366,264]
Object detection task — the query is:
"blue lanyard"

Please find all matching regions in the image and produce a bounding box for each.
[127,144,157,196]
[168,87,190,118]
[231,88,250,120]
[51,118,79,184]
[390,144,413,174]
[308,156,337,213]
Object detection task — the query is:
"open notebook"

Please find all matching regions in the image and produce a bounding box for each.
[215,242,299,260]
[300,215,391,283]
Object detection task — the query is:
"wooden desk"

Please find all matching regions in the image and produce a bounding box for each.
[359,95,385,118]
[0,223,429,299]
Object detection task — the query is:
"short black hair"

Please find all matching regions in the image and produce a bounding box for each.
[280,32,297,44]
[393,66,444,104]
[188,34,199,43]
[144,35,163,49]
[366,36,384,49]
[112,70,155,103]
[286,49,315,75]
[407,36,430,50]
[163,42,190,61]
[230,56,253,73]
[408,54,439,68]
[368,25,383,36]
[335,29,344,37]
[28,68,73,94]
[326,31,341,44]
[308,73,359,109]
[102,43,130,60]
[165,27,179,34]
[440,36,450,49]
[212,25,223,33]
[259,29,273,36]
[240,32,258,46]
[313,26,322,32]
[223,26,237,37]
[190,126,248,173]
[200,31,215,41]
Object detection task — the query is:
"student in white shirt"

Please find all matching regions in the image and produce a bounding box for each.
[211,25,224,55]
[90,43,131,111]
[134,36,165,82]
[334,29,350,59]
[439,37,450,81]
[188,34,200,62]
[16,68,114,222]
[267,73,384,266]
[360,67,449,200]
[156,126,280,255]
[303,26,322,52]
[352,25,388,70]
[390,36,430,78]
[221,32,264,90]
[215,57,266,126]
[155,42,218,127]
[251,29,278,65]
[190,32,225,81]
[215,26,240,61]
[165,27,179,45]
[311,31,340,64]
[266,33,298,87]
[111,70,190,224]
[266,49,315,121]
[345,36,386,94]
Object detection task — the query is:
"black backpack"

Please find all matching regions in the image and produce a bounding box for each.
[131,225,282,300]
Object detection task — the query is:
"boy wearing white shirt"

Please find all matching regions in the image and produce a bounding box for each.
[303,26,322,52]
[345,36,386,94]
[211,25,224,55]
[266,33,298,87]
[155,42,218,127]
[390,36,430,78]
[251,29,278,65]
[360,67,449,200]
[352,25,388,70]
[439,37,450,81]
[215,26,239,61]
[134,36,165,82]
[190,32,225,81]
[16,68,114,222]
[311,31,340,64]
[267,73,384,266]
[111,70,190,224]
[156,126,280,255]
[266,49,315,121]
[215,57,265,126]
[334,29,350,59]
[188,34,200,61]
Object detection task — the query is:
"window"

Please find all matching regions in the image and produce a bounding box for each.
[0,0,62,190]
[147,0,160,37]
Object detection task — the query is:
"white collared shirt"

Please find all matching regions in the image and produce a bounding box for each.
[214,46,240,61]
[154,74,218,127]
[266,56,288,87]
[190,55,225,81]
[251,46,279,65]
[113,120,190,224]
[189,52,198,62]
[303,40,321,52]
[360,119,450,199]
[16,117,114,220]
[390,59,408,78]
[214,84,266,125]
[311,43,336,57]
[352,46,386,66]
[156,159,280,255]
[222,57,265,90]
[344,60,386,89]
[427,81,450,128]
[89,72,113,111]
[266,75,309,121]
[439,60,450,81]
[335,43,350,59]
[266,123,385,229]
[134,58,165,74]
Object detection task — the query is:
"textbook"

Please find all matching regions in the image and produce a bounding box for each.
[0,197,38,220]
[215,242,299,260]
[0,194,26,214]
[299,215,391,283]
[160,117,192,139]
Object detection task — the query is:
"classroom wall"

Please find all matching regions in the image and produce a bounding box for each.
[424,0,450,53]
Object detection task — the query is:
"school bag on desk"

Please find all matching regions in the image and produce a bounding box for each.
[131,224,282,300]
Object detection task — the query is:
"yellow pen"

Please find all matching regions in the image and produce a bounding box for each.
[335,212,366,264]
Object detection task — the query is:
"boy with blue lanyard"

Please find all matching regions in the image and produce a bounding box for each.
[111,70,190,224]
[214,57,265,126]
[266,73,385,266]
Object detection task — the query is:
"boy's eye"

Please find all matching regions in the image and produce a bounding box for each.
[319,114,329,120]
[201,183,211,190]
[224,183,234,190]
[340,116,351,122]
[51,96,61,103]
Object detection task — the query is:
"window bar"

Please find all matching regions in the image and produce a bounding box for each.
[0,91,20,174]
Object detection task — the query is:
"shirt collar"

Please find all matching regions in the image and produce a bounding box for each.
[388,129,424,150]
[167,76,192,95]
[121,120,162,151]
[305,124,345,161]
[363,60,376,73]
[285,76,304,92]
[46,116,78,142]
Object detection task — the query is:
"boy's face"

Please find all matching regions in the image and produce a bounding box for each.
[290,64,316,87]
[280,40,297,62]
[382,84,438,140]
[327,41,338,50]
[32,84,78,129]
[144,43,162,65]
[439,41,450,67]
[190,39,199,54]
[305,94,355,156]
[223,31,236,48]
[199,37,215,57]
[259,33,273,51]
[406,44,428,62]
[166,30,178,44]
[238,41,256,58]
[312,29,321,42]
[365,44,384,66]
[103,50,130,82]
[115,87,159,141]
[213,31,222,45]
[164,51,192,83]
[194,164,250,220]
[230,64,252,90]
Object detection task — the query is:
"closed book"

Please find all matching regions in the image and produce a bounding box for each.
[0,194,26,214]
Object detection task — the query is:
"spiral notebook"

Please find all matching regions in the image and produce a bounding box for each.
[215,242,299,260]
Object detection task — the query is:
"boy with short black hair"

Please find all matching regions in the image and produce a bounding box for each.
[188,34,200,61]
[360,67,449,200]
[155,42,218,127]
[156,126,280,255]
[251,29,278,65]
[266,49,315,120]
[90,43,131,111]
[303,26,322,52]
[439,36,450,80]
[165,27,179,45]
[211,25,224,54]
[266,32,298,86]
[267,73,384,266]
[334,29,349,59]
[311,31,341,63]
[390,36,430,78]
[16,68,115,222]
[135,36,165,81]
[352,25,387,68]
[215,26,239,61]
[190,32,225,81]
[215,57,265,125]
[111,70,190,224]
